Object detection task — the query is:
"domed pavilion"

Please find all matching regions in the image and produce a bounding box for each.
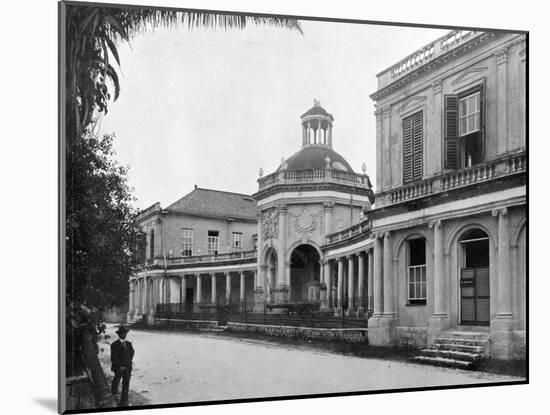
[253,100,374,312]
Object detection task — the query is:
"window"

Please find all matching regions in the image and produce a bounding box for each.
[232,232,243,249]
[402,111,423,183]
[208,230,219,255]
[408,238,426,304]
[181,228,193,256]
[459,92,480,136]
[444,83,485,170]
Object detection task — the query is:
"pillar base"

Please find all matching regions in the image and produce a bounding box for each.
[253,287,265,313]
[427,314,449,345]
[490,317,515,359]
[273,285,289,304]
[367,315,397,346]
[320,284,328,310]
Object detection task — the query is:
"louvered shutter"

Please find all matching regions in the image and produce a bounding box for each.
[444,95,459,170]
[403,115,413,183]
[413,111,423,180]
[479,82,486,162]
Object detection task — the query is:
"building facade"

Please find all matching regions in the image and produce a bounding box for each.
[128,187,259,323]
[128,30,526,360]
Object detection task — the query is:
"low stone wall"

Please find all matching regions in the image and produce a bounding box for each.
[226,322,368,343]
[395,326,428,348]
[154,317,218,330]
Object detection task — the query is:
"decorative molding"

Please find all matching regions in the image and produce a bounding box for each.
[398,96,427,113]
[451,66,488,86]
[492,207,508,217]
[374,107,383,121]
[293,207,320,238]
[431,78,443,94]
[262,208,279,240]
[381,106,392,119]
[495,47,509,65]
[519,48,526,63]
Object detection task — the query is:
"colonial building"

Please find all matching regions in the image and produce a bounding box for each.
[323,30,526,359]
[129,29,526,360]
[128,187,259,323]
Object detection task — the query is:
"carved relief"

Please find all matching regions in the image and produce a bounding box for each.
[290,207,322,239]
[262,208,279,240]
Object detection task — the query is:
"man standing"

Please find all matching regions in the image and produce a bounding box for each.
[110,326,134,406]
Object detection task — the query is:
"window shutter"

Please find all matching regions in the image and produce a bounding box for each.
[479,81,486,161]
[403,116,413,183]
[413,111,423,180]
[444,95,459,170]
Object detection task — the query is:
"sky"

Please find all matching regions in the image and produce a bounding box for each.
[99,18,447,210]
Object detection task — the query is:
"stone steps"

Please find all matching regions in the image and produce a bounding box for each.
[413,355,474,369]
[412,330,489,369]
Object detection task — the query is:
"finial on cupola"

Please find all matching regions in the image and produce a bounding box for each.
[313,98,321,107]
[259,167,263,177]
[362,162,367,174]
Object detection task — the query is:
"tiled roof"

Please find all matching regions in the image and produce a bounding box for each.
[300,105,334,120]
[277,145,354,173]
[166,187,258,221]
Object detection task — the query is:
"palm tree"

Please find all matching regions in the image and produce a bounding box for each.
[64,4,303,142]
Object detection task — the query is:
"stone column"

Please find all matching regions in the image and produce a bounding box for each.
[211,273,217,304]
[276,204,289,303]
[347,255,355,315]
[240,271,245,303]
[358,252,365,315]
[432,220,446,317]
[307,120,311,144]
[328,124,332,147]
[373,235,384,317]
[496,47,509,155]
[494,208,512,317]
[181,275,187,304]
[383,232,394,316]
[302,124,307,146]
[367,249,374,314]
[337,257,344,315]
[381,106,392,190]
[143,276,148,315]
[128,281,134,313]
[430,79,443,175]
[324,260,332,310]
[226,272,232,303]
[196,274,202,304]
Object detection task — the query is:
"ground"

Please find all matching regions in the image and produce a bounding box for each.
[98,325,523,408]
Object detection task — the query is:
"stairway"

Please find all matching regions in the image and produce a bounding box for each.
[413,330,490,369]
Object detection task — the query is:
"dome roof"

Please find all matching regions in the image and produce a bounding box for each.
[278,145,354,173]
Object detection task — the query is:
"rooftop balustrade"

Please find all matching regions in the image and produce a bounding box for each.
[258,168,371,192]
[138,250,257,269]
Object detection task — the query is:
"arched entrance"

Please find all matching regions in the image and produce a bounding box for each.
[459,228,490,326]
[289,244,321,303]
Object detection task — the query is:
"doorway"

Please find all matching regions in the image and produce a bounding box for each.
[459,229,490,326]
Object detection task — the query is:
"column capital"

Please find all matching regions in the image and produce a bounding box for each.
[195,273,201,278]
[276,203,288,214]
[495,46,509,65]
[374,107,383,121]
[492,207,508,217]
[383,230,391,239]
[381,105,391,119]
[431,78,443,94]
[323,201,335,210]
[429,219,443,229]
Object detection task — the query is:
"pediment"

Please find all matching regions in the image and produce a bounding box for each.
[451,66,488,86]
[398,96,427,114]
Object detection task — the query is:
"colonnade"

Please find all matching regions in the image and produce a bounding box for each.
[130,269,257,316]
[325,249,374,316]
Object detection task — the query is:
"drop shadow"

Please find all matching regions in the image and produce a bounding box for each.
[34,398,57,412]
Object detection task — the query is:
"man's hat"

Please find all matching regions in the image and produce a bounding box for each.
[116,326,130,334]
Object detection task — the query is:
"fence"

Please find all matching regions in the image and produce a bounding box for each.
[155,302,368,329]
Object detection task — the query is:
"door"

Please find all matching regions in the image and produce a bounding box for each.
[185,287,194,312]
[460,267,489,325]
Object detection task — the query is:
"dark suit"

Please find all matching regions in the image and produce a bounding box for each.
[110,339,134,405]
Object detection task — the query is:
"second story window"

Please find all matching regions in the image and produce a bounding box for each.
[445,83,485,170]
[232,232,243,249]
[181,228,193,256]
[402,111,423,183]
[208,230,219,255]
